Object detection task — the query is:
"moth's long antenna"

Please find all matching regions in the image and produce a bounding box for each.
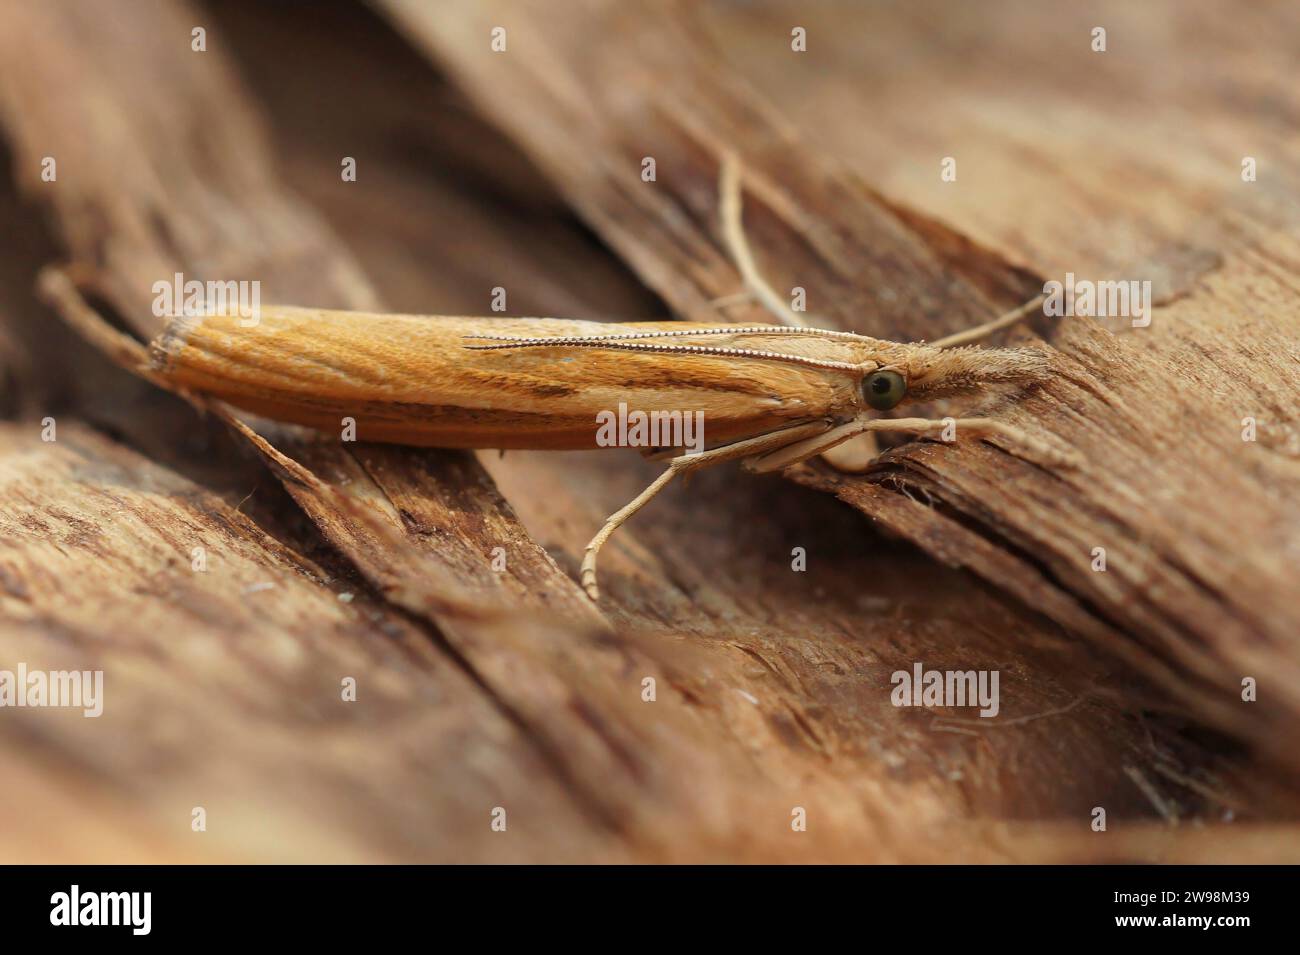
[930,294,1047,349]
[464,324,868,344]
[463,337,862,372]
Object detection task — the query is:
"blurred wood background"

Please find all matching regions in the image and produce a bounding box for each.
[0,0,1297,862]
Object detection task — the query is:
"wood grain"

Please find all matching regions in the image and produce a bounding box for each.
[0,0,1296,863]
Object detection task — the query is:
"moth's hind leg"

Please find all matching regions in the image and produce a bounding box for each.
[718,153,807,328]
[581,421,832,600]
[580,468,677,601]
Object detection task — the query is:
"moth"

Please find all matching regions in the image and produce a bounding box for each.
[40,157,1068,600]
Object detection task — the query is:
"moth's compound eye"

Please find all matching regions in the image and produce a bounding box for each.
[863,369,904,407]
[863,370,907,410]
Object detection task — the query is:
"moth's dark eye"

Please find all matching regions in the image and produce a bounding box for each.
[863,370,907,410]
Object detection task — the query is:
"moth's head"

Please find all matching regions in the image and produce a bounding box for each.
[859,343,1053,410]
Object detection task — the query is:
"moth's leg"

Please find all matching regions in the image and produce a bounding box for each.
[929,294,1047,349]
[818,433,880,473]
[746,415,1080,473]
[718,154,806,328]
[718,156,883,469]
[743,418,877,474]
[580,468,676,602]
[581,420,831,600]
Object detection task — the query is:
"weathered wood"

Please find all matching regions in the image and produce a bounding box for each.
[0,420,633,862]
[0,0,1296,863]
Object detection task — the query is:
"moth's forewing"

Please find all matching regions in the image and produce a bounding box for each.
[151,308,864,449]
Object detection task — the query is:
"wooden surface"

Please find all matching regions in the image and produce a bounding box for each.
[0,0,1297,862]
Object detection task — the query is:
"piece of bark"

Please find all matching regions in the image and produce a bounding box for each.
[0,421,634,862]
[704,0,1300,303]
[378,0,1300,777]
[1,0,1296,863]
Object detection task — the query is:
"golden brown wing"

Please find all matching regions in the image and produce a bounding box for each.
[150,307,863,449]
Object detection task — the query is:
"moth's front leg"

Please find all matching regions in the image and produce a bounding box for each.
[744,415,1080,474]
[817,432,880,473]
[743,418,876,474]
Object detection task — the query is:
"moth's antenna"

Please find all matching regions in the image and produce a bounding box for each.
[930,294,1047,349]
[463,337,861,372]
[464,325,868,344]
